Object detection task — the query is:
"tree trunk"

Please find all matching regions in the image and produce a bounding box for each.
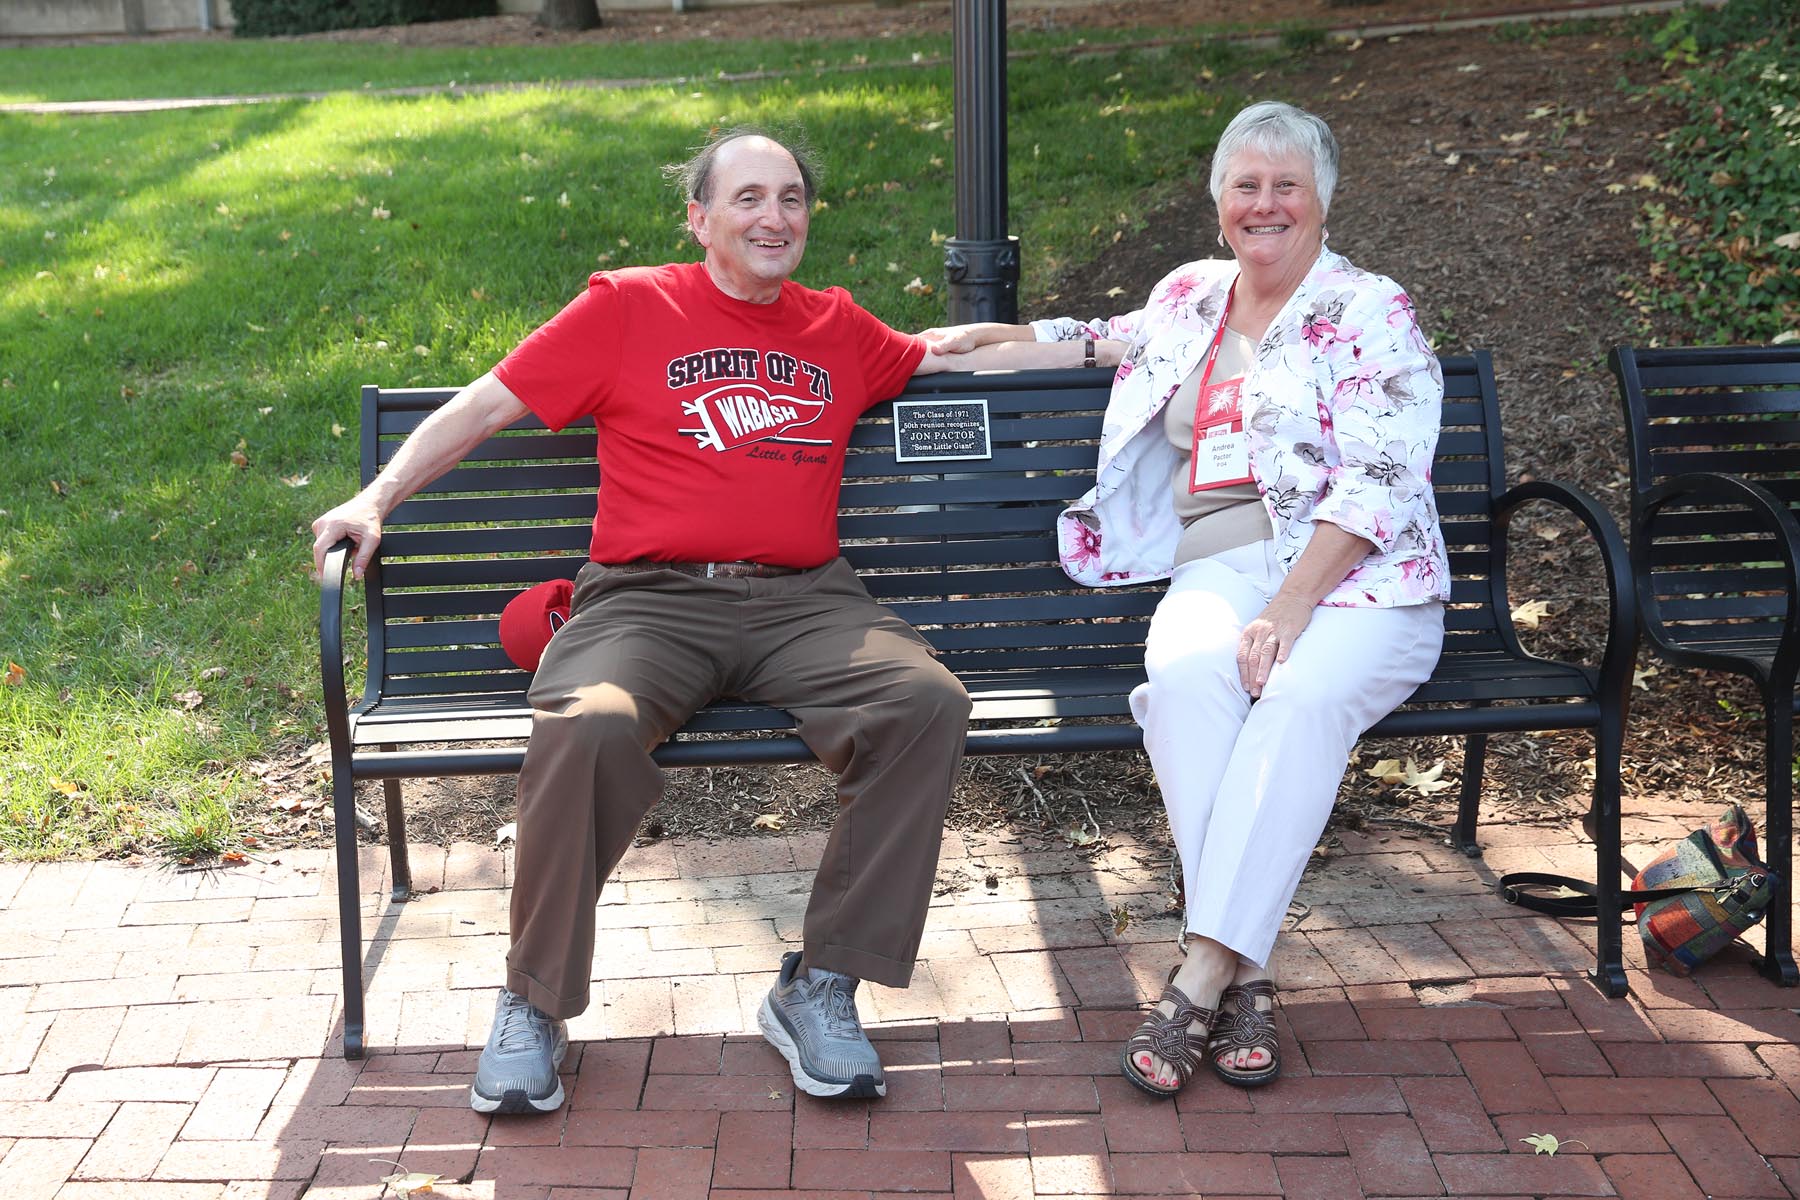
[537,0,601,31]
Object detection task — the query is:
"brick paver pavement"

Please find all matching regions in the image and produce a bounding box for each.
[1,795,1796,1199]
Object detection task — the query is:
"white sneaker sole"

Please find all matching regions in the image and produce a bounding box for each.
[468,1076,565,1115]
[757,993,886,1099]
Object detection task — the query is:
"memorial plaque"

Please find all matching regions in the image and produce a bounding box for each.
[893,398,993,463]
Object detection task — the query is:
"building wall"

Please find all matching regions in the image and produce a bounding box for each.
[0,0,867,37]
[0,0,235,36]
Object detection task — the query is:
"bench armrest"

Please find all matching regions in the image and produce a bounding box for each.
[318,538,355,769]
[1637,470,1800,681]
[1495,479,1638,702]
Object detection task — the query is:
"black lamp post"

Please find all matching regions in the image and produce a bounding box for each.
[944,0,1018,323]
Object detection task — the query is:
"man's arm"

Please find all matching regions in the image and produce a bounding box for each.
[310,371,530,580]
[913,337,1128,375]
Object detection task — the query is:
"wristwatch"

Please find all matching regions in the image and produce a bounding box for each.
[1082,339,1097,369]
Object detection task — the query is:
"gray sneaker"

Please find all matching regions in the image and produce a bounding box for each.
[470,988,569,1114]
[757,951,885,1099]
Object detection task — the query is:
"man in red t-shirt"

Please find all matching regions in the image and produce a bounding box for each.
[310,128,1025,1115]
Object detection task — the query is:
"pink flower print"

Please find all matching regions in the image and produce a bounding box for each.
[1302,314,1338,349]
[1064,520,1103,572]
[1160,273,1200,307]
[1386,291,1417,330]
[1331,366,1381,412]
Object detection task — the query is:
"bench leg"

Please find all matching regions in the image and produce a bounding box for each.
[1757,707,1798,987]
[380,761,412,904]
[330,762,367,1060]
[1588,707,1629,999]
[1449,733,1486,856]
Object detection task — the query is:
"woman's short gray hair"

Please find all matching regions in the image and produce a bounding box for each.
[1208,101,1340,216]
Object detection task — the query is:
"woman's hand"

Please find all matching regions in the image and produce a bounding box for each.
[1236,593,1314,697]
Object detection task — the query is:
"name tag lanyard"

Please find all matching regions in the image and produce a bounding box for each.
[1187,280,1256,493]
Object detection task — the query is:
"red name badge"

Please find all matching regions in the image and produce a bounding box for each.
[1188,375,1253,491]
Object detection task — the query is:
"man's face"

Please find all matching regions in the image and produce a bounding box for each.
[688,136,810,304]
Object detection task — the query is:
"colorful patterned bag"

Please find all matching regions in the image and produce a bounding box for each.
[1498,804,1777,975]
[1631,804,1776,975]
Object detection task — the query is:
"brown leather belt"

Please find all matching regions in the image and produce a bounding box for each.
[603,559,802,579]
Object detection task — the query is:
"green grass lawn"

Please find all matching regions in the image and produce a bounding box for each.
[0,32,1252,860]
[0,24,1251,105]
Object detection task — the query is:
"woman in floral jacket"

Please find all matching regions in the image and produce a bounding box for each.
[924,102,1448,1095]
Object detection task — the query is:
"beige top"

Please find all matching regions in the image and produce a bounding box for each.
[1166,327,1271,567]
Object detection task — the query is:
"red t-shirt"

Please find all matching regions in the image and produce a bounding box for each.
[495,263,926,568]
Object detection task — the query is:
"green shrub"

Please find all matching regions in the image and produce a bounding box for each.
[232,0,497,38]
[1637,0,1800,343]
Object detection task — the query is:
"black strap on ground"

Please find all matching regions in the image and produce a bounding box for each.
[1496,871,1718,920]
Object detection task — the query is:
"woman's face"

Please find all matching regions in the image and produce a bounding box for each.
[1217,146,1325,279]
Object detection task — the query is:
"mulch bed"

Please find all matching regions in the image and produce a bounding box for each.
[251,9,1762,866]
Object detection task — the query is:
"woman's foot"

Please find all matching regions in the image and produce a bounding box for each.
[1210,963,1279,1087]
[1123,939,1236,1095]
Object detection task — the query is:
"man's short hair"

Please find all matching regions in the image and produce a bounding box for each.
[665,125,823,208]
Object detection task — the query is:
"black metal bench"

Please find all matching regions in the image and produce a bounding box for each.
[319,352,1635,1058]
[1612,343,1800,988]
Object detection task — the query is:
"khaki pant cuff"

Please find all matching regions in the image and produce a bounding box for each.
[804,940,913,989]
[506,968,589,1021]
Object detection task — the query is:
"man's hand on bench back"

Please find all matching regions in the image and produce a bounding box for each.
[311,371,529,582]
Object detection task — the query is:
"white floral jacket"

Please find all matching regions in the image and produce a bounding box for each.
[1035,246,1450,607]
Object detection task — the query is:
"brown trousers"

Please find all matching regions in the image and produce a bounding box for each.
[505,557,971,1019]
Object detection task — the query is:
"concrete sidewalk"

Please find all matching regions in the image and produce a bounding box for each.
[1,797,1797,1199]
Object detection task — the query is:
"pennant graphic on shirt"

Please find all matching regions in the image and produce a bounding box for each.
[680,384,829,452]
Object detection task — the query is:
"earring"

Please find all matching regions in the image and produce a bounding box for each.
[1216,231,1225,247]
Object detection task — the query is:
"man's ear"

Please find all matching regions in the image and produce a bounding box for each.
[686,200,709,248]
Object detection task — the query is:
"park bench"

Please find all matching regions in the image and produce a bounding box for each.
[319,352,1636,1059]
[1612,343,1800,988]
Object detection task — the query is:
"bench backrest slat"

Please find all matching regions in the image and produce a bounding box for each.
[358,356,1505,701]
[1614,345,1800,640]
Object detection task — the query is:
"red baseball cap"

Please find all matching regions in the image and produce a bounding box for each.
[498,578,574,672]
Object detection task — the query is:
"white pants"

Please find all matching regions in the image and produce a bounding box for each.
[1134,539,1444,968]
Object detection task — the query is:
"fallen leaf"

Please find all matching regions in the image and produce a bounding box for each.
[1063,825,1097,847]
[1604,182,1627,194]
[371,205,391,220]
[767,1087,783,1100]
[49,777,83,796]
[174,690,204,710]
[331,422,346,438]
[280,474,311,488]
[378,1170,442,1194]
[1633,665,1660,690]
[750,812,785,831]
[1775,231,1800,251]
[3,661,24,686]
[902,276,934,297]
[1111,904,1134,935]
[220,850,248,864]
[1525,104,1555,119]
[1630,172,1661,190]
[494,821,517,846]
[1511,599,1551,629]
[1520,1133,1587,1155]
[230,450,250,468]
[1105,286,1127,298]
[1366,758,1403,782]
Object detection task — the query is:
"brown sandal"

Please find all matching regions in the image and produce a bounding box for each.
[1209,979,1280,1087]
[1121,969,1217,1099]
